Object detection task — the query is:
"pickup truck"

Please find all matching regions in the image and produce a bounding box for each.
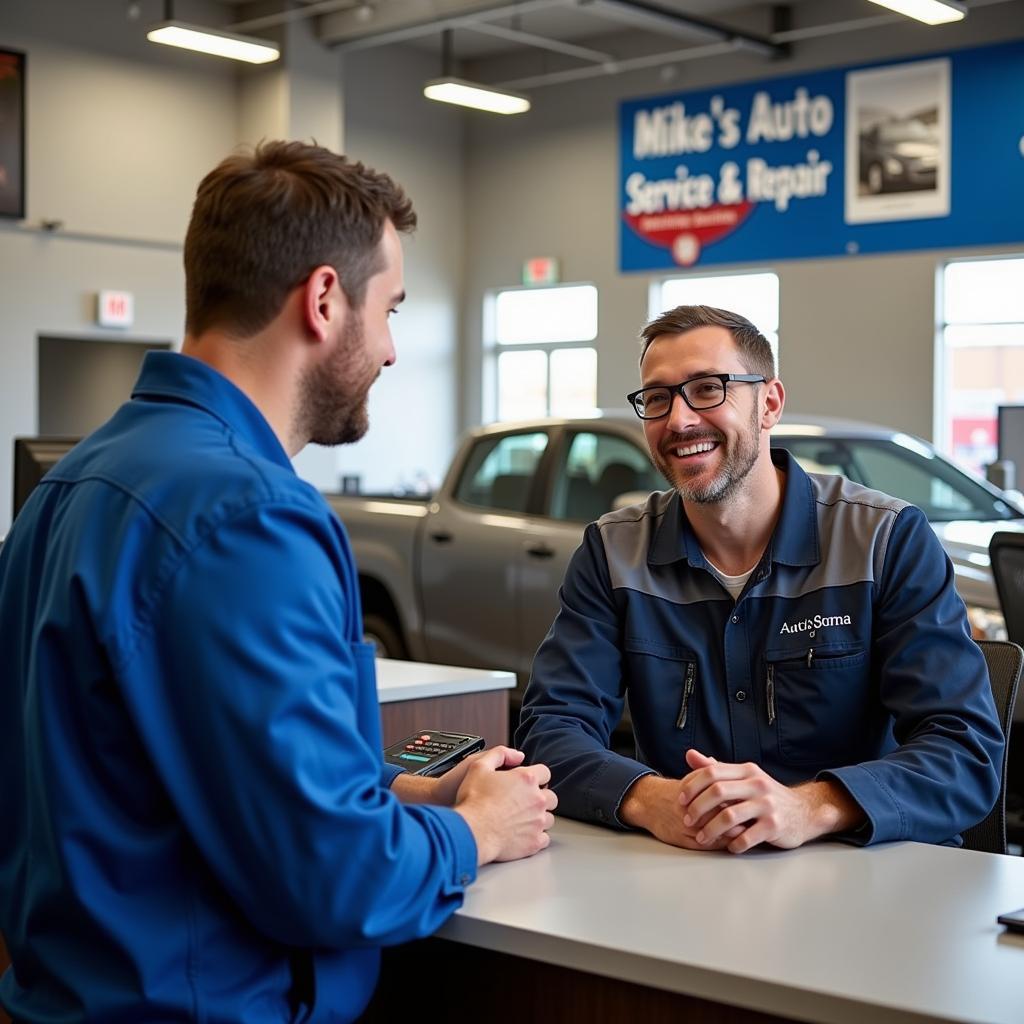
[326,413,1022,696]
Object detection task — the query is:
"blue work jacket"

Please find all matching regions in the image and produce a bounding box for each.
[0,352,476,1023]
[517,452,1003,845]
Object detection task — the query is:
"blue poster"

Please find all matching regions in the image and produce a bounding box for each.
[618,39,1024,272]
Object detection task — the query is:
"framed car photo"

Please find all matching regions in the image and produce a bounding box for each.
[0,48,26,219]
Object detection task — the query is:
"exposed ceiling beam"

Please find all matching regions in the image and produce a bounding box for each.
[497,39,736,89]
[466,21,614,63]
[319,0,574,51]
[578,0,782,58]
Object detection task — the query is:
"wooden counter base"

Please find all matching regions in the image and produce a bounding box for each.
[379,688,508,748]
[362,937,802,1024]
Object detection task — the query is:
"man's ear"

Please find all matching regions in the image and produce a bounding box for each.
[762,378,785,430]
[301,264,347,345]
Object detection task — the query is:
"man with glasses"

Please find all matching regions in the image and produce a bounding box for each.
[517,304,1002,852]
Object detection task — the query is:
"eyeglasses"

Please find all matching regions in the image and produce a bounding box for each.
[626,373,766,420]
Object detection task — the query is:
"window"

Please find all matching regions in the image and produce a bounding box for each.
[938,256,1024,475]
[454,431,549,513]
[488,284,598,422]
[651,271,780,369]
[549,430,663,522]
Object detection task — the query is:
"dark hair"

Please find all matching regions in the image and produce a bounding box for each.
[184,140,416,338]
[639,304,776,380]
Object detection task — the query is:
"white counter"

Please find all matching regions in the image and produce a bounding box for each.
[439,817,1024,1024]
[375,658,515,704]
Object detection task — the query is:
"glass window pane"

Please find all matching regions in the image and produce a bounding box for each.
[495,285,598,345]
[498,349,548,421]
[658,272,779,333]
[549,347,598,417]
[943,259,1024,325]
[945,338,1024,474]
[945,324,1024,349]
[454,431,549,512]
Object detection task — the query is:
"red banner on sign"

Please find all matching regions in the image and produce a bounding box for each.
[623,201,756,265]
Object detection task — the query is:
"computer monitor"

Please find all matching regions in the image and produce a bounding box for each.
[12,437,80,521]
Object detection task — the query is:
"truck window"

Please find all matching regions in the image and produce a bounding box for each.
[549,431,662,522]
[454,431,549,513]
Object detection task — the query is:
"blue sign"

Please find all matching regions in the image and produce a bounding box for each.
[618,39,1024,272]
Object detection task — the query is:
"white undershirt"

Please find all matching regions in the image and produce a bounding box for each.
[705,556,755,601]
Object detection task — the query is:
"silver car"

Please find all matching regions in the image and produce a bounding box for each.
[768,415,1023,637]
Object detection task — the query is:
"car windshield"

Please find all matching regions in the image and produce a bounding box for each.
[776,435,1023,523]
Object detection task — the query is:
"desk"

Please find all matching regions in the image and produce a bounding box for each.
[366,818,1024,1024]
[375,658,514,748]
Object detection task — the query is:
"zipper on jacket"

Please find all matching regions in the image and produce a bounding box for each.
[676,662,696,730]
[766,663,776,726]
[806,647,815,669]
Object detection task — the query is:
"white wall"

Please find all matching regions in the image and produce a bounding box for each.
[458,0,1024,443]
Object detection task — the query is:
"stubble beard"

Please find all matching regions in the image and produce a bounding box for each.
[299,313,379,448]
[654,400,762,505]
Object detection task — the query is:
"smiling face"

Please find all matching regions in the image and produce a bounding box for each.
[640,325,771,505]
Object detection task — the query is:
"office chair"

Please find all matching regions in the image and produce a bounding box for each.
[961,640,1023,854]
[990,532,1024,647]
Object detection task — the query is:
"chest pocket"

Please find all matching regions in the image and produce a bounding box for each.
[623,636,699,746]
[764,642,870,766]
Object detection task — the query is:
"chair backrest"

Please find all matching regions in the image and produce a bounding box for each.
[961,639,1024,854]
[595,462,639,512]
[990,531,1024,647]
[488,473,530,513]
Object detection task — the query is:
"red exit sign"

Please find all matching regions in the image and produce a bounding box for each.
[97,290,134,328]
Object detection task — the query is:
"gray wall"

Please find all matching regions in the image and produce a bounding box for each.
[459,0,1024,441]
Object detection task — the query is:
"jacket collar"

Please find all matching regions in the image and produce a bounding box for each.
[648,448,820,569]
[131,350,293,472]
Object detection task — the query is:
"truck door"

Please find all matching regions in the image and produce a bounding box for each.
[419,430,550,675]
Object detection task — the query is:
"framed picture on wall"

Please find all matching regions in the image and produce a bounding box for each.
[844,58,951,226]
[0,48,26,220]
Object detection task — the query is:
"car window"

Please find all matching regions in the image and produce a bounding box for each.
[549,430,662,522]
[777,437,1021,522]
[454,431,549,513]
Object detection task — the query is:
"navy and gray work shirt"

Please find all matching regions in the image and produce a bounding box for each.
[517,450,1003,845]
[0,351,476,1024]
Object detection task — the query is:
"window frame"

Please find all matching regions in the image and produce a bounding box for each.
[484,282,599,423]
[933,252,1024,469]
[648,268,781,373]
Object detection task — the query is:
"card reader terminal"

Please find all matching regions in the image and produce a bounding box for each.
[383,730,485,777]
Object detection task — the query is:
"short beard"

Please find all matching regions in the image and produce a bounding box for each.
[298,313,375,447]
[655,399,761,505]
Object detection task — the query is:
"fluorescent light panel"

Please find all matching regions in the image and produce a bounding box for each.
[424,77,530,115]
[146,21,280,64]
[865,0,966,25]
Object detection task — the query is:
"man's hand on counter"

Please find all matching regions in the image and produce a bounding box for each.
[391,746,502,807]
[618,761,743,851]
[454,746,558,865]
[676,749,865,853]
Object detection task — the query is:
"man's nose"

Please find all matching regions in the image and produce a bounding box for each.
[665,391,701,432]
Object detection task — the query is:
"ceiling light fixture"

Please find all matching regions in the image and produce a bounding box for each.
[864,0,966,25]
[147,0,280,64]
[423,30,530,115]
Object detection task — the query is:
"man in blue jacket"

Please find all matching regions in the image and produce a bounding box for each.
[0,141,556,1023]
[517,304,1002,853]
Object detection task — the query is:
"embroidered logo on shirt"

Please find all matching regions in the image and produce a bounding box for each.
[779,614,852,635]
